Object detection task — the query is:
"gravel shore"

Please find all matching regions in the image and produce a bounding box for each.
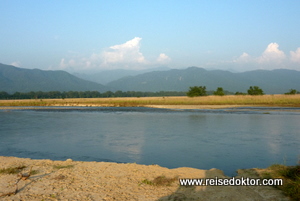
[0,156,289,201]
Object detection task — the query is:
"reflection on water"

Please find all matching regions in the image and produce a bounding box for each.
[0,107,299,176]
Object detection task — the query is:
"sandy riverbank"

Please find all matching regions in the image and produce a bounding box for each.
[0,156,289,201]
[0,104,246,110]
[146,104,251,109]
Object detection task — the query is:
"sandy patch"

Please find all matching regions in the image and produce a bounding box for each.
[146,105,249,110]
[0,156,289,201]
[0,105,246,110]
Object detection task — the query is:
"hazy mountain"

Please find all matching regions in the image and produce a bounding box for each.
[107,67,300,94]
[2,63,299,94]
[73,66,170,84]
[0,63,109,93]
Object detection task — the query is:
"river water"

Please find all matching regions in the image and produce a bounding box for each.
[0,107,299,176]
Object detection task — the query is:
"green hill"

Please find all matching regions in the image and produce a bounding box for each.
[0,63,109,93]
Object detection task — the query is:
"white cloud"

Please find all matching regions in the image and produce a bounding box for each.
[257,43,286,63]
[290,48,300,63]
[229,43,300,71]
[102,37,146,66]
[59,58,67,69]
[59,58,76,70]
[157,53,171,64]
[58,37,171,72]
[10,61,21,67]
[234,52,251,63]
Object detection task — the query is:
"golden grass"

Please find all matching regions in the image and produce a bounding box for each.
[0,94,299,107]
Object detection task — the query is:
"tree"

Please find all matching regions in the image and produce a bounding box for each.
[102,91,114,97]
[213,87,225,96]
[0,91,10,99]
[284,89,298,95]
[187,86,207,97]
[247,86,264,95]
[235,91,246,95]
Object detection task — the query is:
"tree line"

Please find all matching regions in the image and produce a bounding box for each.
[187,86,299,97]
[1,87,298,100]
[0,90,186,100]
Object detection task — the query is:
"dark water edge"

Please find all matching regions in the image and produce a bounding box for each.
[2,105,300,112]
[1,106,299,176]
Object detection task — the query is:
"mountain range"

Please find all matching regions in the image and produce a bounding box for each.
[73,66,170,85]
[1,63,299,94]
[0,63,108,93]
[107,67,300,94]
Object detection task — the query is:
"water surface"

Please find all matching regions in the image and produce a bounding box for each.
[0,107,299,176]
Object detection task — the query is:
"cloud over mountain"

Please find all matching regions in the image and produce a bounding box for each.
[232,43,300,71]
[103,37,146,65]
[258,43,286,63]
[157,53,171,64]
[10,61,21,67]
[290,48,300,63]
[59,37,171,72]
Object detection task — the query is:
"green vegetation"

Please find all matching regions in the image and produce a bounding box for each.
[0,90,186,100]
[53,165,74,169]
[141,175,178,186]
[213,87,225,96]
[187,86,207,97]
[235,91,247,95]
[285,89,299,95]
[0,165,26,174]
[0,84,298,101]
[141,179,154,185]
[29,169,39,175]
[259,164,300,201]
[247,86,264,95]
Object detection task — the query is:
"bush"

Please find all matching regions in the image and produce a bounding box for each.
[235,92,246,95]
[247,86,264,95]
[187,86,207,97]
[285,89,298,95]
[213,87,225,96]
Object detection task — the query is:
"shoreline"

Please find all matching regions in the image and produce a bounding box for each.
[0,104,298,110]
[0,156,289,200]
[1,105,300,114]
[0,104,250,110]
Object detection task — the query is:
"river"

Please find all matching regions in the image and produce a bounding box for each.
[0,106,299,176]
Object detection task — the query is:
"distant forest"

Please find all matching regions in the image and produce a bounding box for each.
[1,87,298,100]
[0,90,187,100]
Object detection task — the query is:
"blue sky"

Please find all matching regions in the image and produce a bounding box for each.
[1,0,300,72]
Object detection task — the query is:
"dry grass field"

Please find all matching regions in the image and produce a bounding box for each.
[0,94,299,108]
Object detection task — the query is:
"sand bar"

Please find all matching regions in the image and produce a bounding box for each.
[0,104,245,110]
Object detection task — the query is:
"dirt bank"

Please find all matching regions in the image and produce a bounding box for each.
[0,156,289,201]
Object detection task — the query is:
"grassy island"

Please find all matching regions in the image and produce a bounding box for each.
[0,94,299,108]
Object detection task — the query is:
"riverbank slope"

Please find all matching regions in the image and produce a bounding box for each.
[0,156,289,201]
